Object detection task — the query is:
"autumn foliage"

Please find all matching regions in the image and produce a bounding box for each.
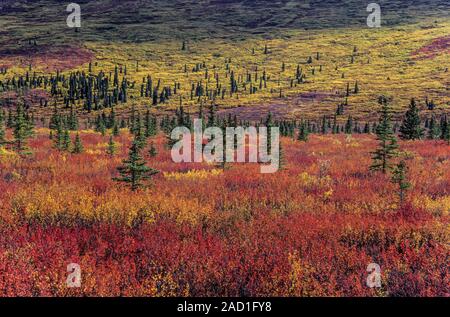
[0,130,448,296]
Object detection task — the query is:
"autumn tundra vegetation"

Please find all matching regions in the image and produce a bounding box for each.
[0,0,449,297]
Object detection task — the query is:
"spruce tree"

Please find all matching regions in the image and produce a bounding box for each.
[391,160,410,206]
[13,104,34,154]
[113,139,159,191]
[149,141,157,157]
[345,116,353,134]
[144,110,156,137]
[54,121,64,150]
[72,133,83,154]
[444,120,450,145]
[97,117,106,136]
[0,109,5,145]
[427,117,441,140]
[278,142,286,170]
[297,121,309,142]
[112,123,120,136]
[370,97,398,174]
[399,98,424,140]
[440,117,449,144]
[62,129,71,151]
[6,109,14,128]
[107,135,117,156]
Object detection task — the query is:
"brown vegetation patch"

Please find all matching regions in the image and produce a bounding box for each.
[411,35,450,60]
[218,91,340,121]
[0,45,94,72]
[0,89,50,107]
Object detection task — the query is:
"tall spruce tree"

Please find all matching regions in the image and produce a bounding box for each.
[62,129,71,151]
[72,133,83,154]
[444,120,450,145]
[399,98,424,140]
[54,120,64,150]
[391,160,410,206]
[427,117,441,140]
[440,117,449,144]
[106,135,117,156]
[0,109,5,144]
[370,97,399,174]
[278,142,286,170]
[113,139,159,191]
[149,141,157,157]
[297,121,309,142]
[13,104,34,154]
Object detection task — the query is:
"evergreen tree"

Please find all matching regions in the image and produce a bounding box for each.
[207,103,216,127]
[149,141,157,157]
[113,139,159,191]
[144,110,156,137]
[6,109,14,128]
[72,133,83,154]
[391,160,410,206]
[62,129,71,151]
[399,98,424,140]
[427,117,441,140]
[54,121,64,150]
[13,104,34,153]
[370,97,399,174]
[112,123,120,136]
[0,110,5,144]
[278,142,286,170]
[321,116,327,134]
[444,120,450,145]
[107,135,117,156]
[96,116,106,136]
[440,117,449,144]
[345,116,353,134]
[297,121,309,142]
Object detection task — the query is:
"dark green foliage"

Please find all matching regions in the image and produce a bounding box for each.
[149,141,157,157]
[370,97,398,174]
[399,99,424,140]
[144,110,157,137]
[62,129,71,151]
[278,142,286,171]
[391,160,411,206]
[112,123,120,136]
[297,121,309,142]
[0,110,5,144]
[13,104,34,153]
[345,116,353,134]
[114,139,159,191]
[72,133,83,154]
[54,120,64,150]
[107,135,117,156]
[6,109,14,128]
[440,116,449,144]
[427,117,440,140]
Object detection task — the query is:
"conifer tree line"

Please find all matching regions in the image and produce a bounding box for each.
[0,42,447,141]
[0,46,381,120]
[0,101,34,154]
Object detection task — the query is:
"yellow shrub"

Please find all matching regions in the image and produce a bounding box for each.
[164,169,223,180]
[0,147,20,164]
[416,195,450,217]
